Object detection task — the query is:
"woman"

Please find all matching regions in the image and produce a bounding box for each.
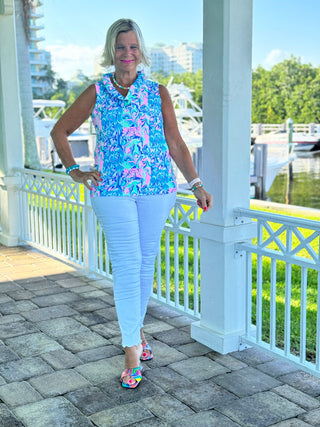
[51,18,213,388]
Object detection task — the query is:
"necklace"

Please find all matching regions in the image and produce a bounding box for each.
[112,74,131,90]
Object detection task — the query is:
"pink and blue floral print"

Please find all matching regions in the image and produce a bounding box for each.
[91,71,177,196]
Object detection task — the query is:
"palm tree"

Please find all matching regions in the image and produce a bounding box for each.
[14,0,41,169]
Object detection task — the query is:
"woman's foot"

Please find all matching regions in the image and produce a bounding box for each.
[120,367,142,388]
[140,328,153,360]
[141,342,153,361]
[121,343,142,388]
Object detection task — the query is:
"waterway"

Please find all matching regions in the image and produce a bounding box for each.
[266,152,320,209]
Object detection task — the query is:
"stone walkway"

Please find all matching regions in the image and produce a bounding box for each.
[0,245,319,426]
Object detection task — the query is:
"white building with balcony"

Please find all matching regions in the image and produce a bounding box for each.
[29,2,52,96]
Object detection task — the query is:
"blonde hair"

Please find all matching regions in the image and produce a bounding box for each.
[101,19,150,67]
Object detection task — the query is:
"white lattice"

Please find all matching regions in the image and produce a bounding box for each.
[236,209,320,268]
[167,199,199,230]
[234,207,320,377]
[258,219,320,263]
[21,171,81,203]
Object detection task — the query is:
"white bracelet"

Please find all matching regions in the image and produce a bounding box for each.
[188,177,201,188]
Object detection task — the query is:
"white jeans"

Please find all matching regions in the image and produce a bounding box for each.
[91,193,176,347]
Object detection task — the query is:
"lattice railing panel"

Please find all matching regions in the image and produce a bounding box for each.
[234,207,320,377]
[20,171,81,203]
[246,212,320,268]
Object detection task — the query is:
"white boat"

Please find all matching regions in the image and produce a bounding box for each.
[33,99,95,171]
[167,81,203,188]
[167,79,202,148]
[250,143,295,194]
[33,99,64,167]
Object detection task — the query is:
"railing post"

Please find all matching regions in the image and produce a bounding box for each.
[253,143,268,200]
[286,118,293,143]
[252,123,262,135]
[83,188,96,276]
[0,3,24,245]
[0,176,22,246]
[309,123,315,134]
[191,0,255,354]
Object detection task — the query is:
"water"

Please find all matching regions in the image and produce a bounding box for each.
[267,152,320,209]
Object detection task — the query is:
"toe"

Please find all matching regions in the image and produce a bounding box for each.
[123,374,136,386]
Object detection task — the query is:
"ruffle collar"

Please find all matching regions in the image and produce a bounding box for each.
[102,71,146,102]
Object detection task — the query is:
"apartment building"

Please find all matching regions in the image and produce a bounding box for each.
[149,42,202,75]
[29,2,52,96]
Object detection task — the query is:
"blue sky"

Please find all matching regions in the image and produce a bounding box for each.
[40,0,320,80]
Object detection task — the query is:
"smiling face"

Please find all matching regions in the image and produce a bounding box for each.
[114,31,141,74]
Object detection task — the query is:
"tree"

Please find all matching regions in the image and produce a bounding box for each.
[56,78,67,92]
[15,0,41,169]
[66,76,95,107]
[252,56,320,123]
[34,63,55,99]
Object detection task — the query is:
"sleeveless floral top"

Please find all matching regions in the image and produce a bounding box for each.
[90,71,177,196]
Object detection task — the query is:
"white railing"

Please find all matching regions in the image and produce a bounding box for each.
[16,168,320,375]
[17,168,200,318]
[293,124,311,133]
[251,122,319,135]
[234,207,320,376]
[251,124,285,135]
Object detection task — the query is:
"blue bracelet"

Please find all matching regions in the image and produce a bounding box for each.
[191,183,203,192]
[66,164,80,175]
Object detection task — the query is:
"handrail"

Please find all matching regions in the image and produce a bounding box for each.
[234,207,320,230]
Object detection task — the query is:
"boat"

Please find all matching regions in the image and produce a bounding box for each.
[250,142,295,196]
[167,79,202,148]
[33,99,95,171]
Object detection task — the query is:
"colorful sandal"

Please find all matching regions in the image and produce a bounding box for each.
[120,367,142,389]
[140,342,153,361]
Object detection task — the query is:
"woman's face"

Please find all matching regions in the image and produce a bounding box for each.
[114,31,141,73]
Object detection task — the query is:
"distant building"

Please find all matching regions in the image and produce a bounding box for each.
[29,1,53,96]
[149,42,203,75]
[92,42,203,78]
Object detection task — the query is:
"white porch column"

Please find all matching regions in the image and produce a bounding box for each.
[0,0,24,246]
[191,0,255,353]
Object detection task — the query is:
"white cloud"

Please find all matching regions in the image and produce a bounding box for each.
[46,43,103,81]
[262,49,290,69]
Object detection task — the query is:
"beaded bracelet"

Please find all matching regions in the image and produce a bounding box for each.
[188,177,201,188]
[191,183,203,192]
[66,164,80,175]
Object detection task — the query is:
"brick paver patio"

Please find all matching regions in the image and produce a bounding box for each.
[0,243,319,426]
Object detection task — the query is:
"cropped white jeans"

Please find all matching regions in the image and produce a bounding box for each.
[91,193,176,347]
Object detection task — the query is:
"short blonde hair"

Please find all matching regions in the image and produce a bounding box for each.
[101,19,150,67]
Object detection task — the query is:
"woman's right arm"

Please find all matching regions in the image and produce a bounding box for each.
[50,84,100,189]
